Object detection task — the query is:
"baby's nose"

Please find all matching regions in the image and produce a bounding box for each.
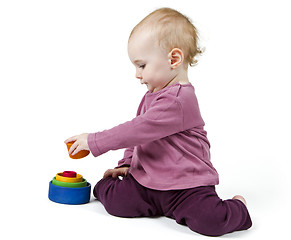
[135,71,142,80]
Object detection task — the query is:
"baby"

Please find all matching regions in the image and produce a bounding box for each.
[65,8,252,236]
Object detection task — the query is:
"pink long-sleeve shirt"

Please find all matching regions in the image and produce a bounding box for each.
[88,83,219,190]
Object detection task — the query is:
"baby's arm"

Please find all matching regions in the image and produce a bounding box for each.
[65,95,145,158]
[88,95,184,157]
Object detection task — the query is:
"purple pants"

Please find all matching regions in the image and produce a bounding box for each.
[93,174,252,237]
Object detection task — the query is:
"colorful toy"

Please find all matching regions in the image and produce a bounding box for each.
[48,171,91,205]
[66,141,90,159]
[56,172,83,183]
[52,177,87,188]
[62,171,77,178]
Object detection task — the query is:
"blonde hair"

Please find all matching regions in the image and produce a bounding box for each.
[129,8,203,66]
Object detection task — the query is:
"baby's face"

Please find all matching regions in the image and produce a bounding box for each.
[128,30,176,93]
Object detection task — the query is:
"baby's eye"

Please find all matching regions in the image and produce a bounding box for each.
[139,64,146,69]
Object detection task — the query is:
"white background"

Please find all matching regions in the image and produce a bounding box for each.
[1,0,290,239]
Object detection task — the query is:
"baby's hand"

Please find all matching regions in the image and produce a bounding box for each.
[64,133,90,156]
[103,167,129,179]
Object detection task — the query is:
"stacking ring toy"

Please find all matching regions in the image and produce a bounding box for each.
[52,177,87,188]
[49,171,91,205]
[56,172,83,183]
[62,171,77,178]
[49,181,91,205]
[66,141,90,159]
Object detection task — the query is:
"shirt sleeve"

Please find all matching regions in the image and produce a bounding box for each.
[87,93,183,157]
[116,147,134,168]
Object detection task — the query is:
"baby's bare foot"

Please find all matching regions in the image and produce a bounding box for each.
[232,195,247,206]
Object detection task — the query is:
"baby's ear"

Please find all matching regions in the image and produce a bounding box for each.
[168,48,184,69]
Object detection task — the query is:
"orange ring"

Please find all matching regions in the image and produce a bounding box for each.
[55,172,83,183]
[66,141,90,159]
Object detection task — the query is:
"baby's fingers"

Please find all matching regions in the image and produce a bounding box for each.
[103,169,114,179]
[64,136,77,144]
[122,168,128,176]
[68,141,79,155]
[112,171,119,178]
[71,144,83,156]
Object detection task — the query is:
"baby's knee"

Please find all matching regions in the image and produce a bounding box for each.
[93,177,114,201]
[193,213,228,236]
[187,200,251,236]
[93,176,149,218]
[103,196,126,217]
[93,177,125,216]
[103,187,151,218]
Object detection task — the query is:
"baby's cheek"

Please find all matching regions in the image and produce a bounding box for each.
[152,65,167,79]
[145,69,158,82]
[157,61,172,77]
[145,64,169,85]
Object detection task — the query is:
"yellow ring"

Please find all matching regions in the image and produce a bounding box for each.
[55,172,83,183]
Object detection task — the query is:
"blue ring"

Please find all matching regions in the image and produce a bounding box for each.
[48,181,91,205]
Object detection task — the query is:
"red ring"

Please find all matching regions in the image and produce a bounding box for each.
[62,171,77,178]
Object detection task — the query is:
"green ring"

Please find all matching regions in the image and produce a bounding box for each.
[52,177,87,188]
